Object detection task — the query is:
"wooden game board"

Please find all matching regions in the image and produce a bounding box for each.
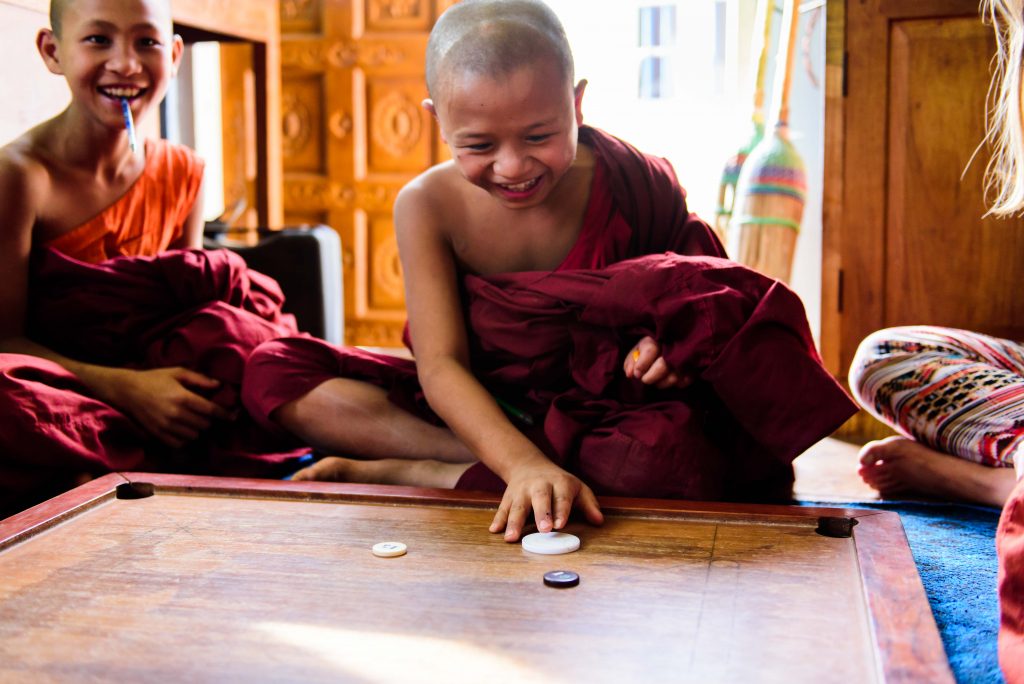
[0,473,951,682]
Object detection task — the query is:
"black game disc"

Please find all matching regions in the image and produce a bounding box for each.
[543,570,580,588]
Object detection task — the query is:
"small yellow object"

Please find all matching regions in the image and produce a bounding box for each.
[632,349,640,362]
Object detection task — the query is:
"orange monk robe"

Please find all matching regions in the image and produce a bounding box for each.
[41,138,204,262]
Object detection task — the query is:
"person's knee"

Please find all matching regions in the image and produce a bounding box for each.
[849,326,923,398]
[241,337,337,431]
[577,405,724,500]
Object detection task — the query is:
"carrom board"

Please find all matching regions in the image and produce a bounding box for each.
[0,472,952,683]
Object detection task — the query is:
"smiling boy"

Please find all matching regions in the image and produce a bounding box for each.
[0,0,304,511]
[242,0,856,541]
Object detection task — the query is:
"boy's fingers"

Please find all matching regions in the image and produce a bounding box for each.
[641,357,670,384]
[655,373,679,390]
[176,368,221,388]
[553,490,573,529]
[174,411,212,432]
[532,488,553,533]
[490,498,511,533]
[578,486,604,525]
[504,498,530,542]
[185,393,232,420]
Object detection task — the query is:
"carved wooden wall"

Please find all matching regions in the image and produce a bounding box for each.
[280,0,456,347]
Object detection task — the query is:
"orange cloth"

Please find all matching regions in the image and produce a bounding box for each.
[1000,476,1024,683]
[41,138,204,263]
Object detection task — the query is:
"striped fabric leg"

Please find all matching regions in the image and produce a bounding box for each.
[850,326,1024,467]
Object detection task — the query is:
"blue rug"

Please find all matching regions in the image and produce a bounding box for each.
[804,500,1003,683]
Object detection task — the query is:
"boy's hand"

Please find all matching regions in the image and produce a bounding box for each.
[104,367,232,447]
[490,458,604,542]
[624,335,694,389]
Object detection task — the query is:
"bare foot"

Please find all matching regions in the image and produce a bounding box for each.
[858,436,1017,507]
[291,456,472,489]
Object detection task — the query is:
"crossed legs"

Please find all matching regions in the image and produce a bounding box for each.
[274,377,475,488]
[850,326,1024,507]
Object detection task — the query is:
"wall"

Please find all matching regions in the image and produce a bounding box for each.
[0,0,69,145]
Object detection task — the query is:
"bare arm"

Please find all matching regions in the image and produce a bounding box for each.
[0,155,227,447]
[170,177,205,250]
[394,181,603,541]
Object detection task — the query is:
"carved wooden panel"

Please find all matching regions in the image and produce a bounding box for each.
[366,79,431,174]
[281,0,319,33]
[221,43,259,230]
[280,0,454,347]
[365,0,431,32]
[281,77,325,173]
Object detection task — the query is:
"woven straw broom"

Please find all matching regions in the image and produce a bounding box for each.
[728,0,806,283]
[713,0,774,246]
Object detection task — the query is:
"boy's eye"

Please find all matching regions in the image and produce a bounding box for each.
[84,35,111,45]
[463,143,491,152]
[138,37,161,48]
[526,134,552,143]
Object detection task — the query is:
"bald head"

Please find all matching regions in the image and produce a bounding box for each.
[49,0,173,38]
[426,0,574,104]
[49,0,69,36]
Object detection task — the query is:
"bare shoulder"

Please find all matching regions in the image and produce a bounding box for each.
[394,161,465,241]
[0,130,50,232]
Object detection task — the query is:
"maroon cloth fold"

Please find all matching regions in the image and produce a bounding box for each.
[579,126,726,261]
[244,255,856,502]
[1,248,307,512]
[242,127,854,503]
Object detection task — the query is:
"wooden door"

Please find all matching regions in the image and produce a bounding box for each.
[823,0,1024,437]
[279,0,455,347]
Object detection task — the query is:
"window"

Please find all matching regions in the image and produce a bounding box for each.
[638,5,676,99]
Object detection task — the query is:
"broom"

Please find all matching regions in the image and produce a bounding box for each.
[713,0,775,246]
[728,0,806,283]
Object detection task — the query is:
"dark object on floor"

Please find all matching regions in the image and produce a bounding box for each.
[205,224,343,344]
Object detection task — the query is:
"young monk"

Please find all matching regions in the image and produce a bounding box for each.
[0,0,303,512]
[242,0,856,542]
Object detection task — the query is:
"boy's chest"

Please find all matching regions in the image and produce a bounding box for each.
[35,166,142,242]
[452,209,585,275]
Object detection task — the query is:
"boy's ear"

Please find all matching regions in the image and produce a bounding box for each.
[36,29,64,76]
[170,34,185,77]
[422,98,447,143]
[573,79,587,126]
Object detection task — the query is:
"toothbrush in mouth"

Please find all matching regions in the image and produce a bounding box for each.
[120,98,137,153]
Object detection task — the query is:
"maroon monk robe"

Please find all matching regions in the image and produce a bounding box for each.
[0,248,307,512]
[242,126,854,502]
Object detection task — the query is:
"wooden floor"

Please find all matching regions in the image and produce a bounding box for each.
[793,437,877,503]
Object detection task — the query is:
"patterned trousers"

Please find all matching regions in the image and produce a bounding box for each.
[850,326,1024,467]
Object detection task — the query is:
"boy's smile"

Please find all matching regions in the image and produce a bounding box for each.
[37,0,182,138]
[433,57,584,210]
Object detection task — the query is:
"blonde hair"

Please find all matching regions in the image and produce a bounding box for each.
[983,0,1024,216]
[425,0,574,103]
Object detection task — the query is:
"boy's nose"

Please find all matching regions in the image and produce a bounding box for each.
[107,46,143,75]
[493,146,528,179]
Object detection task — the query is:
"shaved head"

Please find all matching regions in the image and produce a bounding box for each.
[426,0,574,103]
[49,0,173,37]
[49,0,68,36]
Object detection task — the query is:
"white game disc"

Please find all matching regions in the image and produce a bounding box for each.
[372,541,407,558]
[521,531,580,555]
